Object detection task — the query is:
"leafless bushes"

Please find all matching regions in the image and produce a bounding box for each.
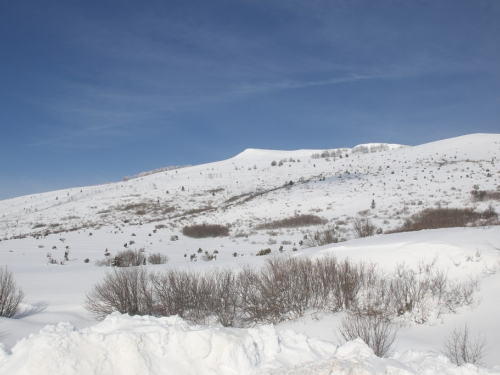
[241,258,317,323]
[200,268,240,327]
[95,257,113,267]
[147,253,169,265]
[84,256,480,337]
[95,249,148,267]
[442,323,488,365]
[151,269,211,324]
[337,314,396,357]
[0,267,25,318]
[471,188,500,202]
[386,261,448,323]
[104,200,176,218]
[353,218,376,238]
[311,148,349,159]
[388,207,498,234]
[112,249,146,267]
[182,223,229,238]
[84,267,154,320]
[256,248,271,256]
[303,227,338,247]
[255,214,327,230]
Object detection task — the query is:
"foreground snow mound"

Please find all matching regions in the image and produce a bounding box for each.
[0,313,337,375]
[0,314,498,375]
[260,340,500,374]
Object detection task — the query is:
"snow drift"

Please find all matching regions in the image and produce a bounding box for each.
[0,313,336,375]
[0,313,498,375]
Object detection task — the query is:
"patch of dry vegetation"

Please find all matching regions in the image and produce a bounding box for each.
[387,207,498,234]
[182,224,229,238]
[255,214,327,230]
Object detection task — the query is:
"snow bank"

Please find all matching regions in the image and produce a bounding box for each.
[1,314,498,375]
[0,313,336,375]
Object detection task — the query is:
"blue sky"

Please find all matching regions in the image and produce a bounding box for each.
[1,0,499,200]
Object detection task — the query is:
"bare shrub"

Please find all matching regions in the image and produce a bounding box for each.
[256,248,271,256]
[239,256,369,324]
[151,269,210,324]
[237,265,261,322]
[233,230,249,238]
[113,249,146,267]
[353,218,376,238]
[350,267,392,320]
[245,257,316,323]
[201,252,216,261]
[303,227,338,247]
[255,214,327,230]
[443,279,478,313]
[337,313,396,357]
[147,253,169,265]
[442,323,488,365]
[182,224,229,238]
[313,256,367,312]
[0,267,25,318]
[95,257,113,267]
[267,238,277,245]
[203,268,240,327]
[84,267,153,320]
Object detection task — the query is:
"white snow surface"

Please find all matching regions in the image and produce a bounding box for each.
[1,313,498,375]
[1,133,500,374]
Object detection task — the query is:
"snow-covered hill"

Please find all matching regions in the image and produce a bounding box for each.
[1,134,500,374]
[1,135,498,241]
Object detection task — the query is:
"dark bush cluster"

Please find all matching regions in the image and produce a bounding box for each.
[182,224,229,238]
[256,214,327,230]
[471,188,500,202]
[388,207,498,234]
[256,248,271,256]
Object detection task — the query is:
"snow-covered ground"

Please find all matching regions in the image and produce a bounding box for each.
[1,134,500,374]
[2,312,499,375]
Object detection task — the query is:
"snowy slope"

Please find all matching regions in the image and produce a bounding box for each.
[1,133,500,374]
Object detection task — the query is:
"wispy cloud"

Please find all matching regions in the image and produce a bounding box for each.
[29,71,391,147]
[24,0,500,148]
[235,74,380,95]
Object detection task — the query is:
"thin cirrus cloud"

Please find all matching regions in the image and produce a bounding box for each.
[30,71,391,148]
